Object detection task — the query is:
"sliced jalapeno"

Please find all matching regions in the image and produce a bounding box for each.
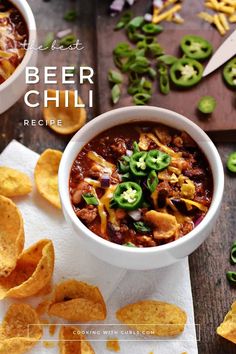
[147,170,158,193]
[113,182,143,210]
[146,150,171,171]
[197,96,216,114]
[170,58,203,88]
[130,151,148,176]
[223,57,236,88]
[180,35,213,60]
[227,152,236,173]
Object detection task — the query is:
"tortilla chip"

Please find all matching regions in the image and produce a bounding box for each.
[116,300,187,336]
[59,325,95,354]
[0,195,24,277]
[43,89,87,135]
[0,166,32,197]
[106,338,120,352]
[0,239,54,299]
[48,279,106,322]
[145,211,179,239]
[217,301,236,344]
[34,149,62,209]
[0,303,42,354]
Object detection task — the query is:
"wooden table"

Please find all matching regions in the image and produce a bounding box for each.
[0,1,236,353]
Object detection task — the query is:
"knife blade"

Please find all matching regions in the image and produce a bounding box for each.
[203,29,236,77]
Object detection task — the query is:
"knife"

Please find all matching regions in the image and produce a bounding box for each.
[203,29,236,77]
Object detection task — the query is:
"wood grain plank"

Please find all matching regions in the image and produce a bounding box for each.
[96,0,236,135]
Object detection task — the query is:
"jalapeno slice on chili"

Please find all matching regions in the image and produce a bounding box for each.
[223,58,236,88]
[227,152,236,173]
[130,151,148,176]
[170,58,203,88]
[180,35,213,60]
[113,182,142,210]
[146,150,171,171]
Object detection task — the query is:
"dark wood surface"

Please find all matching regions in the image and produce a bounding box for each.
[97,0,236,136]
[0,1,236,353]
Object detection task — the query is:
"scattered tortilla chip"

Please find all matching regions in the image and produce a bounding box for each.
[0,195,24,277]
[36,300,51,316]
[217,301,236,344]
[116,300,187,336]
[0,166,32,197]
[106,338,120,352]
[0,303,42,354]
[0,239,54,299]
[59,325,95,354]
[34,149,62,209]
[43,89,87,135]
[48,279,106,322]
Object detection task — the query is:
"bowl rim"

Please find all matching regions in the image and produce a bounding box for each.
[0,0,37,92]
[59,106,224,254]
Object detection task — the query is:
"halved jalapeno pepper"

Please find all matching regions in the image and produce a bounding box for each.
[170,58,203,88]
[146,150,171,171]
[130,151,148,176]
[223,58,236,88]
[180,35,213,61]
[113,181,143,210]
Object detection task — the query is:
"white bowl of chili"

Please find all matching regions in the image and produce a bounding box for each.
[0,0,37,114]
[59,106,224,270]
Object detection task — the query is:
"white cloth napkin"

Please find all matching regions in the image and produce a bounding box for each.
[0,140,198,354]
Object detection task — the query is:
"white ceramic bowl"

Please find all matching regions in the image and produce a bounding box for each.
[59,106,224,270]
[0,0,37,114]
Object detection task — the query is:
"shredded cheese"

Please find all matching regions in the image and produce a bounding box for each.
[152,4,182,24]
[219,12,230,30]
[214,14,226,35]
[87,151,115,171]
[149,131,182,158]
[198,12,214,23]
[100,185,118,225]
[181,198,208,212]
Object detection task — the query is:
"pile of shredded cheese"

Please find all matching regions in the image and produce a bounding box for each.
[150,0,184,25]
[198,0,236,35]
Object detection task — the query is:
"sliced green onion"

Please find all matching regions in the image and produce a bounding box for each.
[158,54,178,65]
[124,242,136,247]
[108,69,123,84]
[82,193,99,206]
[111,84,121,104]
[142,23,163,35]
[133,141,140,153]
[42,32,55,50]
[230,241,236,264]
[127,16,144,30]
[59,34,77,47]
[133,92,151,105]
[133,221,151,233]
[64,10,77,22]
[114,12,132,30]
[226,271,236,284]
[147,170,158,193]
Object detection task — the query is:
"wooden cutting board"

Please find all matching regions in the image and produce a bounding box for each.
[96,0,236,141]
